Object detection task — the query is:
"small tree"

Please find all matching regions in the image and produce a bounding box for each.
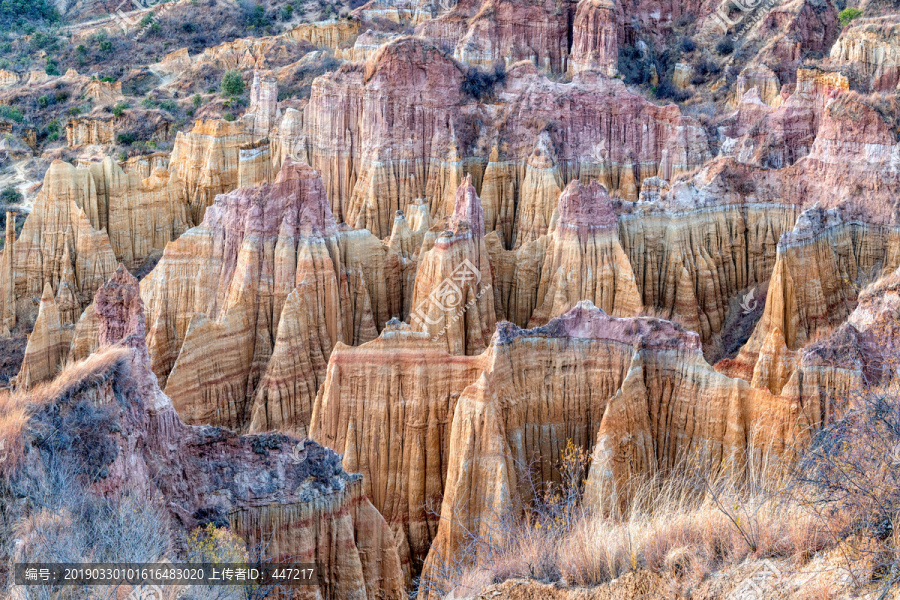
[220,70,245,97]
[0,186,22,204]
[839,7,862,27]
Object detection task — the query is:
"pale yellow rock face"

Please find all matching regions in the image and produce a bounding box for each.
[0,161,119,330]
[17,283,74,388]
[167,119,253,225]
[243,71,281,138]
[66,117,115,147]
[528,180,642,324]
[619,204,799,343]
[88,158,189,269]
[730,65,782,108]
[409,178,496,355]
[144,159,398,431]
[237,139,274,188]
[284,18,362,49]
[309,319,489,577]
[749,327,798,395]
[829,18,900,91]
[723,206,900,380]
[421,303,809,585]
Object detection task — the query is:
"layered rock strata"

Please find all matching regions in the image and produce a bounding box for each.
[167,119,253,225]
[408,176,496,355]
[66,117,115,147]
[568,0,617,76]
[143,158,397,431]
[421,302,805,587]
[302,37,710,244]
[309,319,490,576]
[10,266,405,600]
[526,180,641,324]
[720,205,900,382]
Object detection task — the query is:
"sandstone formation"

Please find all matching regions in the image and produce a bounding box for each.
[829,17,900,91]
[730,65,782,108]
[408,176,496,355]
[302,37,710,242]
[421,302,806,586]
[0,155,189,335]
[9,265,405,600]
[244,71,281,139]
[719,204,900,382]
[16,283,73,389]
[167,118,253,224]
[0,161,119,331]
[143,158,397,431]
[526,180,641,324]
[284,18,362,49]
[310,319,490,576]
[66,117,115,147]
[568,0,617,76]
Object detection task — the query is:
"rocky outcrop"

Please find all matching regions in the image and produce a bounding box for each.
[422,302,805,585]
[408,176,496,355]
[10,266,405,600]
[720,205,900,381]
[244,71,281,138]
[16,283,73,389]
[730,65,782,108]
[85,78,124,105]
[0,161,119,330]
[309,319,490,576]
[527,180,641,324]
[237,138,274,188]
[568,0,617,76]
[303,38,710,243]
[284,18,362,49]
[829,17,900,91]
[143,158,397,431]
[66,117,115,147]
[167,119,253,225]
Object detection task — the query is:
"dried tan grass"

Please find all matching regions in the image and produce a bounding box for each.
[0,347,131,475]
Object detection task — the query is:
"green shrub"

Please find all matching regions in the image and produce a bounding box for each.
[112,102,129,118]
[838,7,862,27]
[138,11,154,27]
[245,3,270,27]
[715,37,735,55]
[159,99,177,113]
[116,132,136,145]
[192,93,202,108]
[37,94,51,108]
[220,70,244,96]
[141,96,157,109]
[0,186,22,204]
[0,0,59,27]
[222,112,235,121]
[44,57,59,76]
[280,3,293,20]
[0,105,23,123]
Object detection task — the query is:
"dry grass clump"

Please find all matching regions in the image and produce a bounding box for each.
[437,467,831,596]
[0,347,131,476]
[27,347,131,408]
